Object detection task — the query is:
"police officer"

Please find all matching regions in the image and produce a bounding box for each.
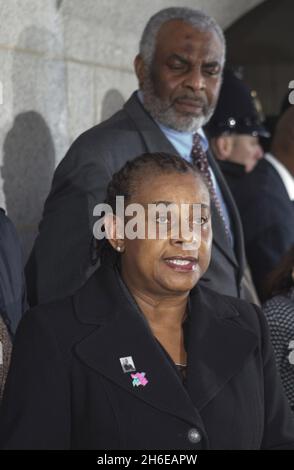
[205,68,268,173]
[205,69,294,299]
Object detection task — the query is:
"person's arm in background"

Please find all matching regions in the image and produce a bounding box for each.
[0,316,12,401]
[255,305,294,449]
[263,301,294,411]
[242,190,294,299]
[0,307,70,449]
[0,209,27,400]
[0,209,27,337]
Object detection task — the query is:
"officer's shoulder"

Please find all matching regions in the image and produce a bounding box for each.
[247,159,282,189]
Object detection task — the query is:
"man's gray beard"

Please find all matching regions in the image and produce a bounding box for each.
[142,76,215,133]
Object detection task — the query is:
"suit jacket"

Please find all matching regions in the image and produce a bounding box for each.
[0,316,12,401]
[0,210,26,400]
[0,209,26,336]
[219,160,294,299]
[1,263,294,450]
[26,93,247,306]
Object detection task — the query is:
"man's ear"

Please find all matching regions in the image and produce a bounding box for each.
[104,213,125,252]
[212,135,234,161]
[134,54,146,88]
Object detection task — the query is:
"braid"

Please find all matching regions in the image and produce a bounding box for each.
[105,159,136,212]
[105,152,205,211]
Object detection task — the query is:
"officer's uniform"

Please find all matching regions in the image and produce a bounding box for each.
[205,69,293,299]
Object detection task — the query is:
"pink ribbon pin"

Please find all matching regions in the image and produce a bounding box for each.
[131,372,148,387]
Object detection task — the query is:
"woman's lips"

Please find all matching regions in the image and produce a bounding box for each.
[164,257,198,272]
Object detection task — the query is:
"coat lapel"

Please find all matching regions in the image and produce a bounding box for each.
[210,200,238,267]
[74,265,201,427]
[73,266,258,428]
[186,286,258,410]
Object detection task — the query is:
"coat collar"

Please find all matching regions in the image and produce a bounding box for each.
[73,265,258,425]
[186,286,256,410]
[74,264,201,427]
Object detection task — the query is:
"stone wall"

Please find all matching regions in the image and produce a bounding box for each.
[0,0,265,259]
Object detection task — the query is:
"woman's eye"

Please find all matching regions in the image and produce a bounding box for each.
[193,216,208,225]
[156,215,169,224]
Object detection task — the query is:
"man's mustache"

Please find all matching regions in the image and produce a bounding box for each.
[173,95,208,107]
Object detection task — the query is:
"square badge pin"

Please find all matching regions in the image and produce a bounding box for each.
[120,356,136,373]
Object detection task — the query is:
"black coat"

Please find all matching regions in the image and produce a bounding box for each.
[1,264,294,449]
[26,93,247,306]
[218,160,294,298]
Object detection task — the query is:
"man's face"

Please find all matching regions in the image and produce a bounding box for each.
[137,20,224,132]
[231,135,264,172]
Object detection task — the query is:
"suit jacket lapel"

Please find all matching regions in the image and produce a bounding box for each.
[124,93,181,155]
[207,149,245,272]
[209,199,238,267]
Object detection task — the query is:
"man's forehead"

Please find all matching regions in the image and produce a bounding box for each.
[155,20,223,58]
[156,19,219,44]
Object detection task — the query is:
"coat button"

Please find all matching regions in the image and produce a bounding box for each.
[187,428,201,444]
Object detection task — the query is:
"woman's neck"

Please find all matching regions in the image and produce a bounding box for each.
[121,275,188,365]
[124,281,188,329]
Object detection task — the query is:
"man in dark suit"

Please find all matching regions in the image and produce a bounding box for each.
[206,69,294,299]
[26,7,253,305]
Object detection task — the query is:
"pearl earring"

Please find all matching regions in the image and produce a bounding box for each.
[117,246,121,252]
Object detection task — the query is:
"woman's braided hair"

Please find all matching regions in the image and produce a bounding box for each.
[105,152,205,212]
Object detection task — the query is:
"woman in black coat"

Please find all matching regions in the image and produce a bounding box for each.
[0,153,294,450]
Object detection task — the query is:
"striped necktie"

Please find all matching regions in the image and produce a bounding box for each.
[191,133,230,236]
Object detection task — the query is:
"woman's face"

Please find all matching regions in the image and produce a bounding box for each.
[119,171,212,298]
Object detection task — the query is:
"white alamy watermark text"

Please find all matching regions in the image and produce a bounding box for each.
[93,197,210,250]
